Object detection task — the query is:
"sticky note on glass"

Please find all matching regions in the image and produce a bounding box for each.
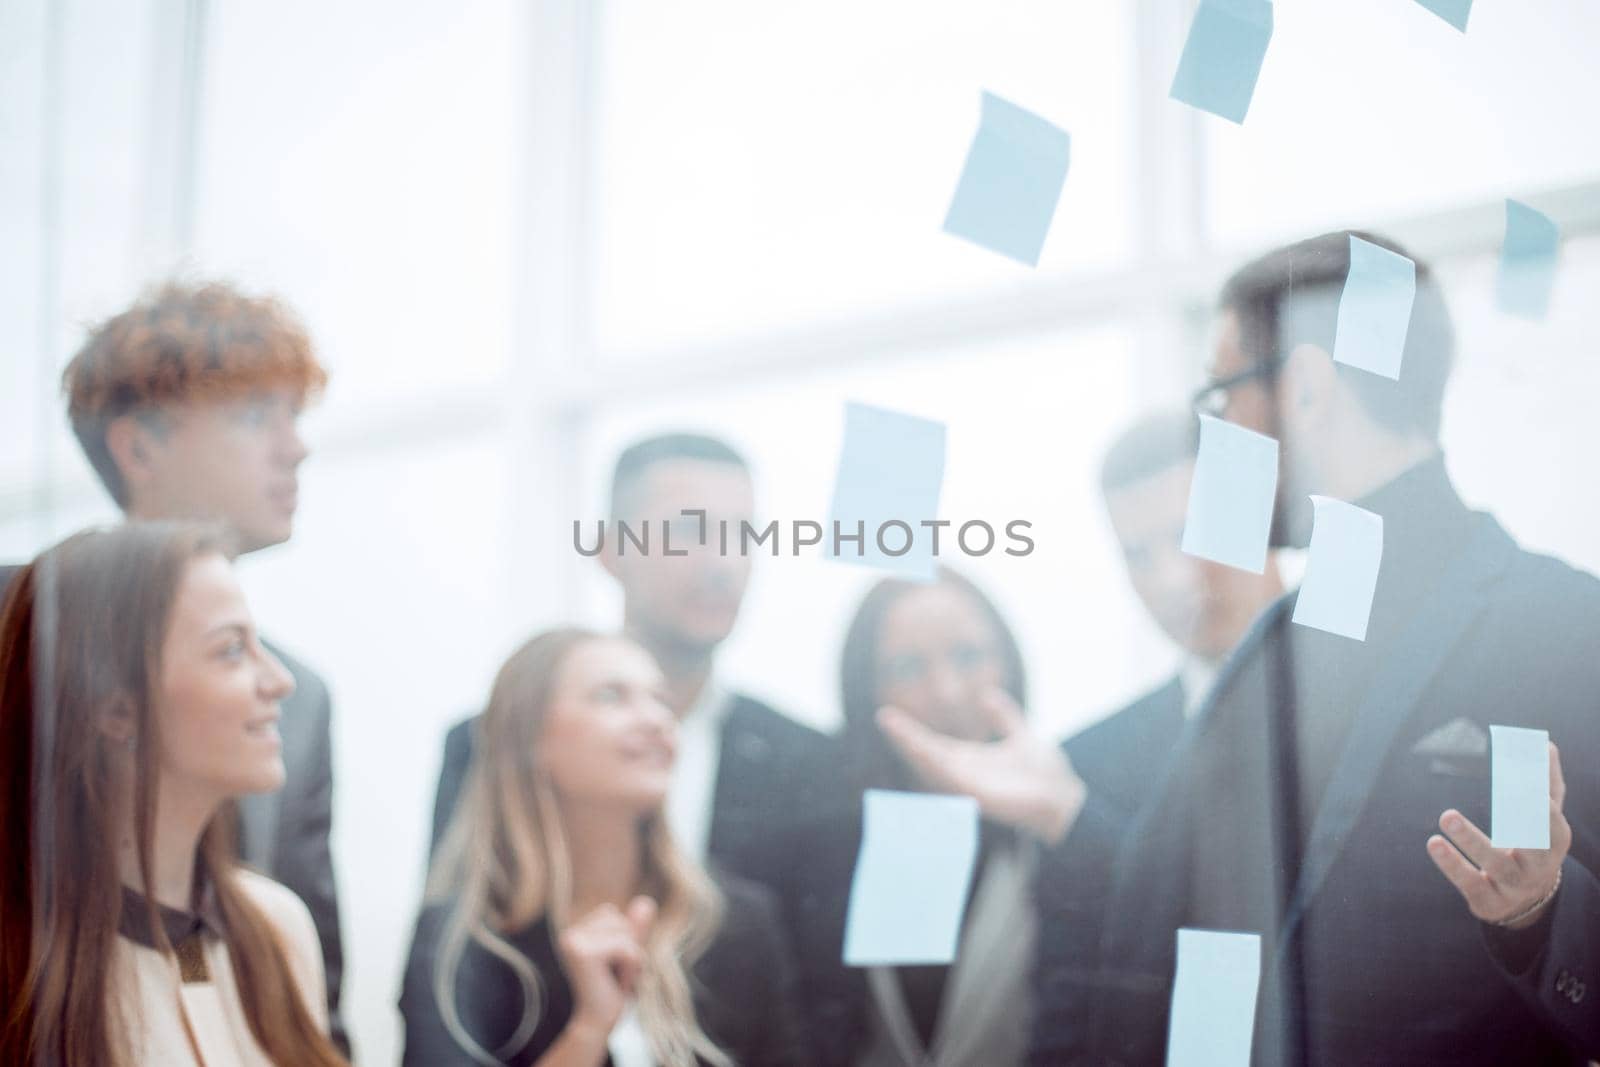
[842,789,979,966]
[827,402,946,581]
[1414,0,1472,31]
[1490,725,1550,849]
[1169,0,1273,125]
[1332,236,1415,381]
[1497,200,1560,320]
[1166,929,1261,1067]
[1292,497,1383,641]
[942,91,1071,267]
[1181,414,1278,574]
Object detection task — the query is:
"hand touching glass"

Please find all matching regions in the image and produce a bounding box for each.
[877,687,1087,844]
[1427,743,1569,929]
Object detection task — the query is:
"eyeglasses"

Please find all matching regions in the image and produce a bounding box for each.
[1190,357,1283,419]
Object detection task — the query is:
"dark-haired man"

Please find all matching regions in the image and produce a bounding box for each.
[1091,232,1600,1065]
[0,282,349,1053]
[429,433,831,883]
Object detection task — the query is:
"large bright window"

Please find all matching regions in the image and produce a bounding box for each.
[1206,0,1600,245]
[591,0,1137,353]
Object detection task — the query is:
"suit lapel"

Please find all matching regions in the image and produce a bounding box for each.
[1282,514,1516,937]
[1193,597,1293,730]
[1103,600,1288,980]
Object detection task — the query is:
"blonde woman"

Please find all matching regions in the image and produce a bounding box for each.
[399,628,809,1066]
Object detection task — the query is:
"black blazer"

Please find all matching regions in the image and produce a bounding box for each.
[0,563,350,1054]
[429,692,834,889]
[1090,491,1600,1065]
[398,874,812,1066]
[1029,676,1187,1065]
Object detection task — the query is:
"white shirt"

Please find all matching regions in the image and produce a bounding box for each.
[1178,657,1220,720]
[664,676,733,863]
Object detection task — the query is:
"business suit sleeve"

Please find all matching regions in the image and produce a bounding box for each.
[286,676,350,1055]
[1478,856,1600,1057]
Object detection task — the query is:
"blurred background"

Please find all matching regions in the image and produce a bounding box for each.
[3,0,1599,1061]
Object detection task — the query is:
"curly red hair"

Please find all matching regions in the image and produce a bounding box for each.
[62,281,328,506]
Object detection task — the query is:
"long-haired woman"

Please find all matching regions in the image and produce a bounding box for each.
[400,628,808,1067]
[785,567,1044,1067]
[0,522,345,1067]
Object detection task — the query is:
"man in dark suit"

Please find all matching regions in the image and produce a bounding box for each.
[429,433,831,888]
[875,411,1282,1063]
[1088,231,1600,1065]
[29,282,350,1054]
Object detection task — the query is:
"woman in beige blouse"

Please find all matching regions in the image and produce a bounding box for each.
[0,522,345,1067]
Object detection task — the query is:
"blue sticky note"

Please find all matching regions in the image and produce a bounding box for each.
[827,402,947,581]
[1292,497,1384,641]
[942,91,1071,267]
[1333,236,1415,381]
[1169,0,1274,125]
[1414,0,1472,31]
[1181,414,1279,574]
[1497,199,1560,320]
[1490,725,1550,849]
[1167,929,1262,1067]
[842,790,980,966]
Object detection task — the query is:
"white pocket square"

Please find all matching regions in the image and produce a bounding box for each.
[1411,717,1488,758]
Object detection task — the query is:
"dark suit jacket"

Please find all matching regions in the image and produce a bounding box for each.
[1090,463,1600,1066]
[0,565,349,1054]
[429,691,834,889]
[1029,676,1187,1065]
[398,873,811,1066]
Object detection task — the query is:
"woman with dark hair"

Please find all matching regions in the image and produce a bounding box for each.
[0,522,345,1067]
[790,567,1062,1067]
[399,627,809,1067]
